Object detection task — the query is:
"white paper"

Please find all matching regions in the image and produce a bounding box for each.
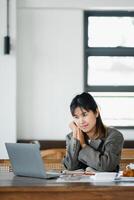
[90,172,117,182]
[57,174,94,182]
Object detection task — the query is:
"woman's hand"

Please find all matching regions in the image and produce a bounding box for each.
[69,121,78,138]
[69,121,85,147]
[77,129,86,147]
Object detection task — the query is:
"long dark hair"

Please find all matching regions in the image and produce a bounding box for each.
[70,92,107,139]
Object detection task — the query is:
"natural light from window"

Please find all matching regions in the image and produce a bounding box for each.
[91,92,134,127]
[88,57,134,86]
[86,13,134,127]
[88,17,134,47]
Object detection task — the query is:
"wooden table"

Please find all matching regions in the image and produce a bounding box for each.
[0,172,134,200]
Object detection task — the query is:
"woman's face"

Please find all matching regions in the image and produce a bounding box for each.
[73,107,98,134]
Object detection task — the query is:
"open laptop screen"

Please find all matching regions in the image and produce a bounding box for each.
[5,143,59,179]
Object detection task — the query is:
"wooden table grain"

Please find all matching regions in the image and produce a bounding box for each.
[0,172,134,200]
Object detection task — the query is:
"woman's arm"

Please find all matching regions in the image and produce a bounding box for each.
[63,132,87,170]
[63,121,87,170]
[78,129,124,172]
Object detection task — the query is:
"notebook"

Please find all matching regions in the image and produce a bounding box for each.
[5,143,60,179]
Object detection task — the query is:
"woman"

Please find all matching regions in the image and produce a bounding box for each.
[63,92,124,172]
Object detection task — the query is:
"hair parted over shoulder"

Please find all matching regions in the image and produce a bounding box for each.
[70,92,107,139]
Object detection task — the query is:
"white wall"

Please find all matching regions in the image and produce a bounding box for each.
[17,8,83,140]
[17,0,134,10]
[0,0,16,159]
[16,0,134,141]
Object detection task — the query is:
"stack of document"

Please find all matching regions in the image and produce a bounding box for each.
[57,170,117,182]
[57,174,94,182]
[57,170,134,182]
[57,169,95,182]
[62,169,95,175]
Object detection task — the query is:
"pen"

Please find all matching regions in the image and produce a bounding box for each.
[61,170,95,176]
[84,171,95,175]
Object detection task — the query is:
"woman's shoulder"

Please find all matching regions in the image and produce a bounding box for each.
[66,132,73,139]
[106,126,124,140]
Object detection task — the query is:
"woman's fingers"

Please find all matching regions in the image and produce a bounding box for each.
[69,121,77,131]
[77,129,85,146]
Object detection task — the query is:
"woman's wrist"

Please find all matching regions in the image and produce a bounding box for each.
[81,143,87,148]
[73,130,77,138]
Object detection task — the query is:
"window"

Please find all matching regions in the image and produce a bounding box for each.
[84,11,134,128]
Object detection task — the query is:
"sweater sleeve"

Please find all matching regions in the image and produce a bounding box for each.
[63,133,84,170]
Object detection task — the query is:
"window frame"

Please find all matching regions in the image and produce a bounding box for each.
[84,10,134,129]
[84,10,134,92]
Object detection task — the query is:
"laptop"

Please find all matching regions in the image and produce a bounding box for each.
[5,143,60,179]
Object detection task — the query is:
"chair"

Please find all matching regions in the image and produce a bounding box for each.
[120,148,134,170]
[40,148,66,172]
[0,160,12,172]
